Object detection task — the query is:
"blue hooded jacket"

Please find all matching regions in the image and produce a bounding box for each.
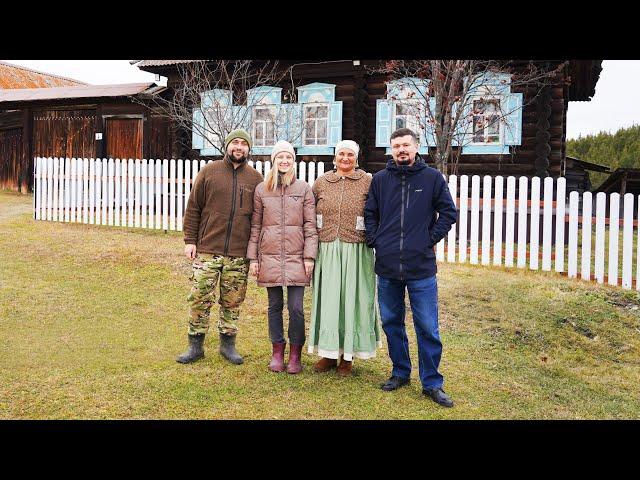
[364,156,457,280]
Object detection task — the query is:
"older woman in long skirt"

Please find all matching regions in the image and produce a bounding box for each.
[307,140,380,375]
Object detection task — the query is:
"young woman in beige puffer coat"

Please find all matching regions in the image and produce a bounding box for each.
[246,141,318,374]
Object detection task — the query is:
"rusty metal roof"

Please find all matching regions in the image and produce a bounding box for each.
[0,61,87,89]
[0,83,160,103]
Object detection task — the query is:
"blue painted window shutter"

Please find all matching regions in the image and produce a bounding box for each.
[328,101,343,146]
[376,99,392,147]
[192,108,204,150]
[277,103,303,147]
[503,93,523,146]
[234,105,251,133]
[450,102,469,147]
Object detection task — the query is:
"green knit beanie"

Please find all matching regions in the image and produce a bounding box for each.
[224,129,252,150]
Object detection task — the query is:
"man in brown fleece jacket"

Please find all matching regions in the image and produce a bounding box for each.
[176,129,263,365]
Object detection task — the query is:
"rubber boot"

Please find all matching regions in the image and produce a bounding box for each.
[269,342,286,372]
[219,333,244,365]
[175,333,205,364]
[286,344,303,374]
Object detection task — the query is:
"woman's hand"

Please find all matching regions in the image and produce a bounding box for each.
[185,244,196,260]
[249,261,260,277]
[304,259,315,278]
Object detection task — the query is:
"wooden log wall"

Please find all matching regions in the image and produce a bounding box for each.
[32,109,97,159]
[0,128,25,191]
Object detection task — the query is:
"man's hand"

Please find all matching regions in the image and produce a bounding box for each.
[185,244,197,260]
[304,259,315,278]
[249,261,259,277]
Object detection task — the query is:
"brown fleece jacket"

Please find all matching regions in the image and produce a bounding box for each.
[183,156,263,258]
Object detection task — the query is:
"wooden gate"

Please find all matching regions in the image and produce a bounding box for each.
[104,118,143,160]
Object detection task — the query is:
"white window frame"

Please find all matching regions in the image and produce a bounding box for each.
[302,103,329,147]
[392,99,423,137]
[470,96,503,146]
[252,105,277,147]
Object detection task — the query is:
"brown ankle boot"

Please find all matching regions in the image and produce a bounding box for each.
[313,357,337,373]
[337,356,352,376]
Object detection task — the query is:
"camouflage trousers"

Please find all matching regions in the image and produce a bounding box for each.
[187,254,249,336]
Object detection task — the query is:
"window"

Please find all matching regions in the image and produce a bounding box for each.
[471,99,501,144]
[253,105,277,147]
[303,104,328,146]
[393,100,422,135]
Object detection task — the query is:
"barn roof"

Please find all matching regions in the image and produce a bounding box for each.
[0,83,163,104]
[0,61,87,89]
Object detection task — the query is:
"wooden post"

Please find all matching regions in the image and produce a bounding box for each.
[95,105,104,159]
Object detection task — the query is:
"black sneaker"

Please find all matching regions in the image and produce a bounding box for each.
[422,387,454,408]
[381,375,410,391]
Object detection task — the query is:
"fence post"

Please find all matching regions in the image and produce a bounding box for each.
[481,175,492,265]
[581,192,592,281]
[567,191,579,278]
[517,176,528,268]
[622,193,634,289]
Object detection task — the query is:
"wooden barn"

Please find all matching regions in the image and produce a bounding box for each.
[133,59,603,190]
[0,82,173,192]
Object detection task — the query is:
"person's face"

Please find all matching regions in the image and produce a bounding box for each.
[275,152,294,173]
[226,138,250,162]
[391,135,418,165]
[335,148,357,173]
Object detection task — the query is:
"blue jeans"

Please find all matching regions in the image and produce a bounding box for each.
[377,275,444,389]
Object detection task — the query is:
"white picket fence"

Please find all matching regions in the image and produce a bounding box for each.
[33,157,323,232]
[32,157,640,290]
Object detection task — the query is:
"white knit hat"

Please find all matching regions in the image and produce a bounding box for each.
[335,140,359,157]
[271,140,296,161]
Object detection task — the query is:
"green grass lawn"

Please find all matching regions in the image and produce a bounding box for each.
[1,190,639,419]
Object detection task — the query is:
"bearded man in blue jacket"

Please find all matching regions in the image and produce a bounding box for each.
[364,128,458,407]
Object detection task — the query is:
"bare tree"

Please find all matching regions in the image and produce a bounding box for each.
[370,60,566,174]
[136,60,302,157]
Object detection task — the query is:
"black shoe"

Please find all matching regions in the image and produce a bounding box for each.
[423,387,454,408]
[176,333,205,364]
[381,375,410,391]
[219,333,244,365]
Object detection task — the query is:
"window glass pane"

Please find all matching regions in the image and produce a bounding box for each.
[266,122,275,146]
[472,115,484,143]
[317,120,327,144]
[316,106,328,119]
[306,106,317,119]
[255,108,269,120]
[487,115,500,135]
[305,120,315,145]
[396,103,410,115]
[396,117,406,129]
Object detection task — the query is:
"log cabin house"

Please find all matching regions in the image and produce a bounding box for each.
[133,59,603,193]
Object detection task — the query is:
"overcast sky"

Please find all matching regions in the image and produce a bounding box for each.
[3,60,638,140]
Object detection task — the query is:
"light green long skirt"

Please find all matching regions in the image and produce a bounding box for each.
[308,239,381,361]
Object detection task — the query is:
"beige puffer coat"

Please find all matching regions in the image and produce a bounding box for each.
[246,177,318,287]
